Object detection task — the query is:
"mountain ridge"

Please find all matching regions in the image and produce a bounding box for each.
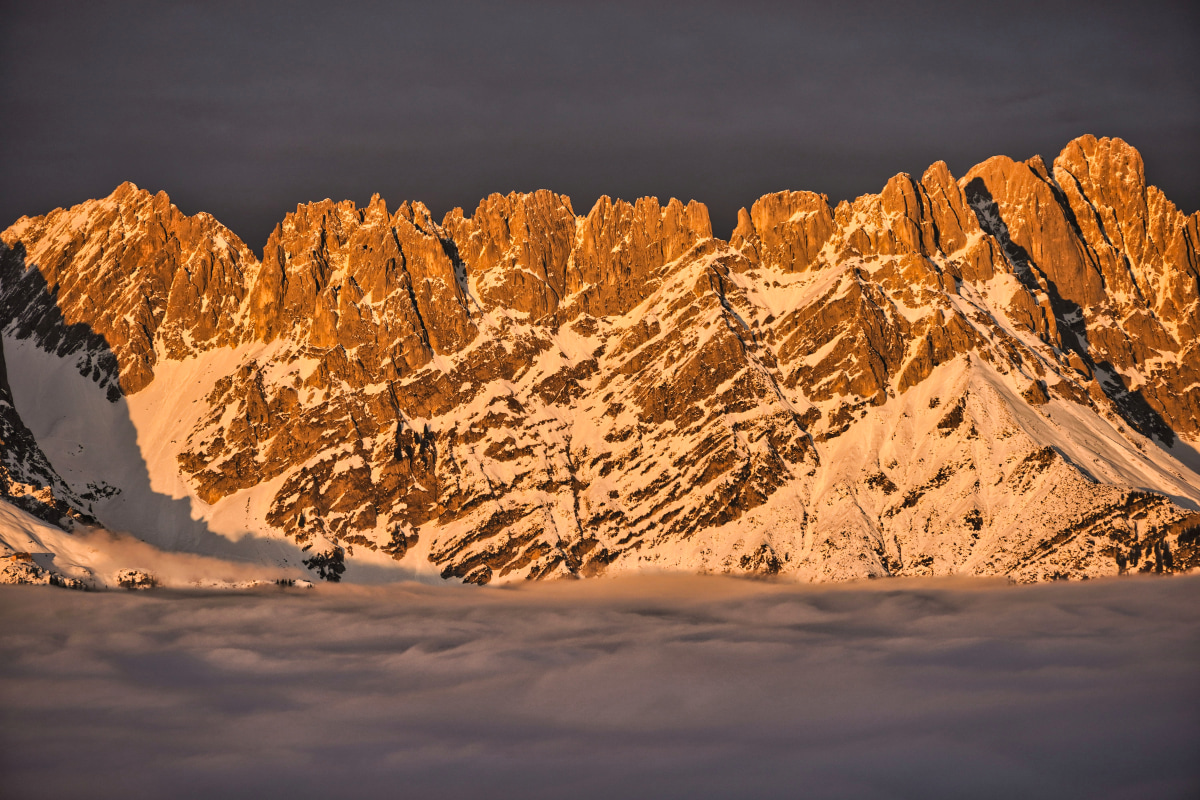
[2,134,1199,587]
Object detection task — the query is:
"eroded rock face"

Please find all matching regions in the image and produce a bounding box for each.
[250,194,477,359]
[1,182,257,395]
[2,135,1198,584]
[442,190,576,320]
[563,195,713,319]
[1050,136,1200,441]
[730,190,834,273]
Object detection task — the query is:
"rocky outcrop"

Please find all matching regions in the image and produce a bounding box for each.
[0,182,258,395]
[563,195,712,319]
[1,135,1198,585]
[1051,136,1200,440]
[0,551,88,589]
[730,190,834,273]
[443,190,576,320]
[250,195,477,357]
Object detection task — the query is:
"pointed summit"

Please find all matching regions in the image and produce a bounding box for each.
[2,135,1198,585]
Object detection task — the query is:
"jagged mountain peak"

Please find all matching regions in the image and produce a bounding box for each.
[1,134,1198,586]
[2,180,258,395]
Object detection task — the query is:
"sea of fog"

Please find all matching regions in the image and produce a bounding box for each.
[2,574,1198,799]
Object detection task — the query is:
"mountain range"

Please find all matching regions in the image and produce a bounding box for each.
[2,134,1198,587]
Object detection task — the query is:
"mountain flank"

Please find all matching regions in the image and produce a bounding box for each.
[2,134,1198,586]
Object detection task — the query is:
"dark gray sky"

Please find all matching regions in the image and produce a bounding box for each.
[2,0,1197,251]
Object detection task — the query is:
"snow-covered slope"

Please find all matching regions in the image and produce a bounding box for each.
[0,494,301,589]
[0,335,94,531]
[2,135,1198,585]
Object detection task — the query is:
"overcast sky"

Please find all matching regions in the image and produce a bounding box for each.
[1,0,1197,250]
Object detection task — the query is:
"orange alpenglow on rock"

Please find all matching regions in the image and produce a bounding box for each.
[1,135,1197,585]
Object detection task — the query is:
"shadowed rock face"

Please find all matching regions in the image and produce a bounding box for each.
[0,336,94,529]
[2,135,1199,584]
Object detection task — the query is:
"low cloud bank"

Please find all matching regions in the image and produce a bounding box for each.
[2,575,1198,799]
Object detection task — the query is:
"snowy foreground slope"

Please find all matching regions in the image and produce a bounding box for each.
[1,134,1199,586]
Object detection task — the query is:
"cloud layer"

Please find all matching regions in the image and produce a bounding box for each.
[2,575,1198,798]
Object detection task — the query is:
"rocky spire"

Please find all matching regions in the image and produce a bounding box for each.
[2,136,1198,585]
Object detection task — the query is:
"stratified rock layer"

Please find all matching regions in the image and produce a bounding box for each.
[2,135,1198,584]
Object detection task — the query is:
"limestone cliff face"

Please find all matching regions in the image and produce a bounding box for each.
[2,135,1198,584]
[730,190,834,273]
[0,182,257,396]
[250,194,476,358]
[1051,136,1200,440]
[563,195,712,319]
[443,190,576,320]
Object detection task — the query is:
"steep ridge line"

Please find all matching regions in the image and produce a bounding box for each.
[1,133,1198,585]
